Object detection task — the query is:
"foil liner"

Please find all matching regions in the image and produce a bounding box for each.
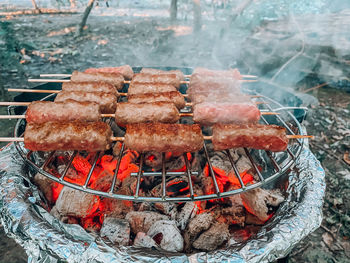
[0,143,325,263]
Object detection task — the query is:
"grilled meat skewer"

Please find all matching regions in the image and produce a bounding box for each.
[55,91,118,114]
[127,91,186,109]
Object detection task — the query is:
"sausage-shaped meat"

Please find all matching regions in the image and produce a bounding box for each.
[62,81,118,95]
[190,92,251,105]
[124,123,204,153]
[115,102,180,125]
[128,82,177,95]
[127,91,186,109]
[71,71,124,90]
[24,121,112,152]
[193,102,261,125]
[192,67,242,80]
[131,73,180,89]
[188,77,241,94]
[26,100,101,123]
[55,91,117,114]
[85,65,134,80]
[212,124,288,152]
[141,68,184,81]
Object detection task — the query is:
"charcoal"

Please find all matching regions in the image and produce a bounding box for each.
[100,217,130,246]
[133,232,158,248]
[245,213,266,225]
[215,204,246,227]
[100,197,133,218]
[81,216,102,234]
[90,170,114,192]
[241,188,284,221]
[34,173,56,205]
[183,213,214,251]
[125,211,169,234]
[147,220,184,252]
[176,202,198,231]
[154,202,178,220]
[144,152,163,169]
[151,177,189,197]
[55,186,100,218]
[192,222,230,251]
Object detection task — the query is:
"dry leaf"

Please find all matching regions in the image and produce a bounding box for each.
[98,39,108,45]
[344,152,350,165]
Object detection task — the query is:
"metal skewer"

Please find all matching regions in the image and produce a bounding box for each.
[39,73,258,79]
[0,134,314,143]
[28,78,257,84]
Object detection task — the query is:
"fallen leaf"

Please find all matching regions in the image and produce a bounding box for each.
[97,39,108,45]
[322,232,334,250]
[344,152,350,165]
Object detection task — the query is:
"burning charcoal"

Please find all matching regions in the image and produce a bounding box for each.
[100,197,133,218]
[183,213,214,252]
[176,202,198,231]
[192,222,230,251]
[133,232,158,248]
[145,152,163,169]
[241,188,284,222]
[81,216,102,234]
[100,217,130,246]
[214,204,246,227]
[151,177,189,197]
[125,211,169,234]
[90,170,114,192]
[245,213,266,225]
[55,186,100,218]
[154,202,177,220]
[34,173,62,205]
[147,220,184,252]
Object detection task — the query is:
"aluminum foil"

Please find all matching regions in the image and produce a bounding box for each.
[0,142,325,263]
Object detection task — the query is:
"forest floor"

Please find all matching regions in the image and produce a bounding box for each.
[0,5,349,263]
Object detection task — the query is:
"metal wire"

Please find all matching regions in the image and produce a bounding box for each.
[12,87,307,202]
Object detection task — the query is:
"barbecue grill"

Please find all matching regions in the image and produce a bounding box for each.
[9,67,308,202]
[0,67,325,262]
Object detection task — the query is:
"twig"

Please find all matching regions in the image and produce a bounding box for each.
[302,83,328,93]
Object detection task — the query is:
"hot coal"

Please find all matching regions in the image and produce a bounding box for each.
[125,211,169,234]
[192,222,230,251]
[100,217,130,246]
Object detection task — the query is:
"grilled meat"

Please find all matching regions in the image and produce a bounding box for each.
[191,67,242,80]
[193,102,261,125]
[124,123,204,152]
[128,82,177,95]
[132,73,180,89]
[55,91,117,114]
[115,102,180,125]
[141,68,185,81]
[24,121,112,152]
[62,81,118,95]
[212,124,288,152]
[71,71,124,90]
[85,65,134,80]
[127,91,186,109]
[26,100,101,123]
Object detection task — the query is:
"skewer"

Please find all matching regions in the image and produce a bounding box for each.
[40,73,258,79]
[28,78,257,84]
[6,88,262,100]
[0,134,314,143]
[0,111,279,120]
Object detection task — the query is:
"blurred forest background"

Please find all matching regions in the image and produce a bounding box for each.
[0,1,349,262]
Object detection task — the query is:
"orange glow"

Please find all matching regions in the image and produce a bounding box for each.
[51,182,64,202]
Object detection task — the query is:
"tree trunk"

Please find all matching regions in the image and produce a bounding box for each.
[193,0,202,32]
[76,0,95,37]
[170,0,178,21]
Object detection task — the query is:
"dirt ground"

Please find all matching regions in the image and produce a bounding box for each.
[0,5,349,263]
